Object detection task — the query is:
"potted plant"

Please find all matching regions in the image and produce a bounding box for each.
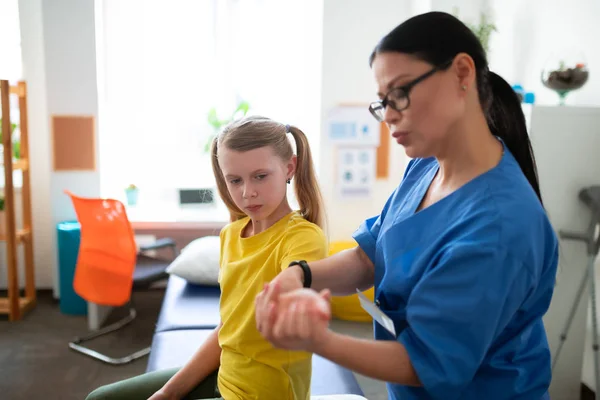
[204,100,251,152]
[452,8,497,55]
[124,184,139,206]
[0,118,20,160]
[13,138,20,160]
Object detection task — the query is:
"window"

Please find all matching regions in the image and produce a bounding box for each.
[0,0,23,189]
[0,0,22,80]
[96,0,323,210]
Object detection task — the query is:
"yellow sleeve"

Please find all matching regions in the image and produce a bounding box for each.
[279,223,328,272]
[218,225,228,284]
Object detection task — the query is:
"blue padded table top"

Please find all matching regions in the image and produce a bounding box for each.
[154,275,221,333]
[146,329,364,396]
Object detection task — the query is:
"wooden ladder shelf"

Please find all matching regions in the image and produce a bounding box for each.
[0,80,36,321]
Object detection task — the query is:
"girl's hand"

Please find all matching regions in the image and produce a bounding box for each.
[255,266,303,336]
[268,288,333,353]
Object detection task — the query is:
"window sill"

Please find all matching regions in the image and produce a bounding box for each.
[126,202,230,231]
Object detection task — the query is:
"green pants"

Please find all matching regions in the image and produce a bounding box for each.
[85,368,222,400]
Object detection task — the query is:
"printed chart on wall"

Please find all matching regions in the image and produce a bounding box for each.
[327,105,379,199]
[336,146,376,198]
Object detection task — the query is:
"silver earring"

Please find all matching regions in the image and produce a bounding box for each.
[461,85,467,91]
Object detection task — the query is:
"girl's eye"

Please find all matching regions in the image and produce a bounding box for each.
[229,178,241,185]
[256,174,267,180]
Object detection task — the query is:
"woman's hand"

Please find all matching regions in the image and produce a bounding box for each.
[255,265,304,334]
[259,285,333,353]
[273,288,333,352]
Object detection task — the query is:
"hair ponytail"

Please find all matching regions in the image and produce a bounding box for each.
[486,71,543,205]
[210,136,245,222]
[288,126,326,229]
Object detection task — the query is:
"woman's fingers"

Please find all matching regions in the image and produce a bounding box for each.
[256,281,283,335]
[265,282,281,337]
[277,289,331,321]
[273,297,297,340]
[260,288,334,351]
[297,301,310,339]
[267,297,279,333]
[265,281,280,311]
[284,296,319,337]
[317,289,332,319]
[263,302,273,336]
[284,301,298,338]
[272,301,286,340]
[255,283,271,333]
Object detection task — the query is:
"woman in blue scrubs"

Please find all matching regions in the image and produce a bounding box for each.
[255,11,558,400]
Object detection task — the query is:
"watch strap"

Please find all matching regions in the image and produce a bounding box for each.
[289,260,312,288]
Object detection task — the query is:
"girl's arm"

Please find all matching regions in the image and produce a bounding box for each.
[158,322,222,398]
[279,246,375,296]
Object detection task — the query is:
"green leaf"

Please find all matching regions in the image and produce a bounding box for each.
[204,99,251,153]
[207,108,222,130]
[451,9,497,54]
[234,100,250,116]
[0,119,17,143]
[13,140,20,159]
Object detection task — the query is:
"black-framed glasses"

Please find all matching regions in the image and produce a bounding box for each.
[368,60,453,122]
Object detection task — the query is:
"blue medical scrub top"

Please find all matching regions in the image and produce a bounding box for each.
[353,145,558,400]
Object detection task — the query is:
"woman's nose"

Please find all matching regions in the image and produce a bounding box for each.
[383,105,402,125]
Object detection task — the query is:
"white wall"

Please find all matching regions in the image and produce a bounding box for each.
[319,0,413,241]
[530,106,600,399]
[488,0,600,107]
[42,0,101,228]
[17,0,54,290]
[18,0,101,292]
[422,0,600,107]
[0,0,22,79]
[431,0,490,20]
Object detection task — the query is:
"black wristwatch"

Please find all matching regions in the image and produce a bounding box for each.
[289,260,312,288]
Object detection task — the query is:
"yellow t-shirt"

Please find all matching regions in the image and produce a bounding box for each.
[217,211,327,400]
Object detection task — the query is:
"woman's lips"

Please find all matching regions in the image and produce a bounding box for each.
[392,131,410,144]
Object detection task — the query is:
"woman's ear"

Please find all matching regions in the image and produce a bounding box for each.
[287,155,297,181]
[452,53,476,93]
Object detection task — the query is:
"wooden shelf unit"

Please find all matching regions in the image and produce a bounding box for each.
[0,80,36,321]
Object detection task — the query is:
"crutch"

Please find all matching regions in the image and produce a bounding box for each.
[553,186,600,398]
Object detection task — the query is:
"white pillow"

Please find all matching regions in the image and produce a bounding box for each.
[166,236,221,286]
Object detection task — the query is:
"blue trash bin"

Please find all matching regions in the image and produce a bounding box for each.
[57,221,87,315]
